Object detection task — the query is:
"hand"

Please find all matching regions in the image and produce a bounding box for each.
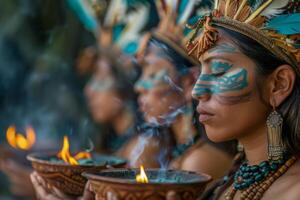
[30,172,76,200]
[82,181,95,200]
[0,158,35,199]
[166,191,182,200]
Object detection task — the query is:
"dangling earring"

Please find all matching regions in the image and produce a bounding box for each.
[237,141,244,153]
[267,99,285,162]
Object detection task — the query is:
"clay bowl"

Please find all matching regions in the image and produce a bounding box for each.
[27,152,126,197]
[83,168,211,200]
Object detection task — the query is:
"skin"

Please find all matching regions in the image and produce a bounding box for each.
[192,31,300,199]
[134,50,186,125]
[84,57,124,124]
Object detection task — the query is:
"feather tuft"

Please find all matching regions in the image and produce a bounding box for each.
[265,13,300,35]
[260,0,289,18]
[245,0,289,23]
[226,0,240,18]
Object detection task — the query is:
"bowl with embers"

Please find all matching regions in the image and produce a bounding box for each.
[27,136,126,197]
[83,167,211,200]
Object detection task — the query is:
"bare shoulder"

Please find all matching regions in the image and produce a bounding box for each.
[181,143,233,179]
[281,159,300,199]
[264,159,300,200]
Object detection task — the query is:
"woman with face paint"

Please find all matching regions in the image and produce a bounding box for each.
[79,46,173,169]
[172,0,300,200]
[135,0,236,181]
[29,1,174,199]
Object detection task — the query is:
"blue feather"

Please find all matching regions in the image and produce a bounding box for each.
[179,0,189,15]
[123,41,139,55]
[112,24,126,42]
[66,0,98,31]
[265,13,300,35]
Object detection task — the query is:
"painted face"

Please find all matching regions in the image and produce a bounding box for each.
[85,58,123,123]
[192,34,269,142]
[135,50,185,124]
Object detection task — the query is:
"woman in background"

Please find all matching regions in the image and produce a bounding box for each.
[135,0,236,180]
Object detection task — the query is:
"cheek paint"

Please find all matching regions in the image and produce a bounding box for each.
[192,68,249,97]
[211,61,233,74]
[135,69,170,90]
[135,79,155,90]
[88,78,115,91]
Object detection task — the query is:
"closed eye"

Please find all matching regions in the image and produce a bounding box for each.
[212,71,226,77]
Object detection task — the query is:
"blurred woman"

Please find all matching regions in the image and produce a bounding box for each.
[134,0,236,180]
[81,46,172,168]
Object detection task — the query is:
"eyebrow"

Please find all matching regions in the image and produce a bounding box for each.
[207,43,239,54]
[202,55,233,63]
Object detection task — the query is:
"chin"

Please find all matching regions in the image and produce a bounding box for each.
[204,125,233,143]
[92,113,107,123]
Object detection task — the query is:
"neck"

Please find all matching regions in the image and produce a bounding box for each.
[112,107,134,136]
[239,125,268,165]
[171,113,196,145]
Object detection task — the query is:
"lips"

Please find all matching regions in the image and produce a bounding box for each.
[197,105,215,123]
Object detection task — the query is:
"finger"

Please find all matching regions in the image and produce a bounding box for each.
[83,181,95,200]
[53,187,70,199]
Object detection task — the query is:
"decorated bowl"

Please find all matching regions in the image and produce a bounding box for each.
[27,152,126,196]
[83,168,211,200]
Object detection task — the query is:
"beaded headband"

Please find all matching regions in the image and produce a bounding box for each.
[186,0,300,76]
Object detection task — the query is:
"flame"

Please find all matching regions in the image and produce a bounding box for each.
[57,136,91,165]
[6,125,36,150]
[136,166,149,183]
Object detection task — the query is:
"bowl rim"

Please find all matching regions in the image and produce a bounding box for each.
[27,152,127,168]
[82,168,212,185]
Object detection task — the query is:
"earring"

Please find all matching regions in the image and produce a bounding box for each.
[237,141,244,153]
[267,100,285,162]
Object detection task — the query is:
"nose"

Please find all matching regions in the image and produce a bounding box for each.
[134,79,148,94]
[191,77,211,102]
[84,83,94,100]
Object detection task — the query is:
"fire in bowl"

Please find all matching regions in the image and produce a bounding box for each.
[83,168,211,200]
[27,152,126,196]
[27,135,127,196]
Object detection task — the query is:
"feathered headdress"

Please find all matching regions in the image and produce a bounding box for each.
[186,0,300,76]
[66,0,152,55]
[137,0,212,66]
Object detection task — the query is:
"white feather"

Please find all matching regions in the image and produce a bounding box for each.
[197,6,211,16]
[117,5,149,48]
[178,0,198,24]
[104,0,126,26]
[260,0,289,18]
[166,0,178,11]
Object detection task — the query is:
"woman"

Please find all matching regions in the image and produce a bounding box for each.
[79,46,170,168]
[134,0,236,180]
[180,0,300,199]
[135,37,235,179]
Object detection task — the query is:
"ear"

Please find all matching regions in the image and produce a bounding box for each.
[181,67,200,101]
[268,65,296,107]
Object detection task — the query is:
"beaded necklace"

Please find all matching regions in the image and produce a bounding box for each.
[224,155,298,200]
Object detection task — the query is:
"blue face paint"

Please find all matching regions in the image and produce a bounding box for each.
[211,61,233,74]
[87,78,116,91]
[192,67,249,97]
[135,69,169,90]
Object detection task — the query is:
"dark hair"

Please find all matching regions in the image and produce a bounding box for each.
[220,27,300,155]
[148,37,195,75]
[98,47,140,100]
